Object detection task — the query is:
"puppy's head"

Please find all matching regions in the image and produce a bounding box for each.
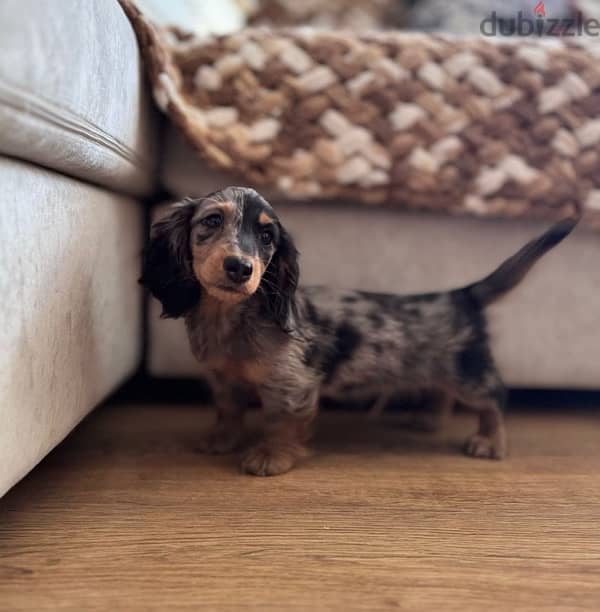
[140,187,299,328]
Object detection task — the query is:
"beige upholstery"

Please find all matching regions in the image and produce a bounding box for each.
[0,0,158,197]
[148,187,600,389]
[0,157,143,497]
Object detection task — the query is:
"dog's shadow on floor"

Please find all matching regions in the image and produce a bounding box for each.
[312,413,466,457]
[233,400,473,459]
[310,397,473,457]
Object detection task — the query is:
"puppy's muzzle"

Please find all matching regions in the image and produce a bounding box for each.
[223,256,253,284]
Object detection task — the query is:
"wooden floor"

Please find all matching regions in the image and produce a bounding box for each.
[1,402,599,611]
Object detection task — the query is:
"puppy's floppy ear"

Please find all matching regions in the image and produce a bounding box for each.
[140,201,201,318]
[261,223,300,331]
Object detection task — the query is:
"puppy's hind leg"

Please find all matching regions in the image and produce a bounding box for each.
[456,378,507,460]
[367,392,392,420]
[410,389,454,432]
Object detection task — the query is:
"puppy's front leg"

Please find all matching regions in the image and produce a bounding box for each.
[241,384,318,476]
[197,377,246,455]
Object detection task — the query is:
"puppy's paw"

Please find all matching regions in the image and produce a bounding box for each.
[196,425,242,455]
[463,434,506,460]
[240,442,307,476]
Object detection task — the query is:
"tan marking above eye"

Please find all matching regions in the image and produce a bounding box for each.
[220,201,236,215]
[258,211,274,226]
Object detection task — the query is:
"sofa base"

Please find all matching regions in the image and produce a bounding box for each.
[0,157,143,496]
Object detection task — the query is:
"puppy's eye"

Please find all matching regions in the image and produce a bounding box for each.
[259,228,273,245]
[201,213,223,229]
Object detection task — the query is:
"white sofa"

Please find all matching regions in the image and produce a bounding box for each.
[0,0,157,496]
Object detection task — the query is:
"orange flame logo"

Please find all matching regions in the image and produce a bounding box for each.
[534,1,546,17]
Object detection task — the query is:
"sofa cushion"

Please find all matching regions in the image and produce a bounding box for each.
[0,157,143,497]
[0,0,158,197]
[147,199,600,389]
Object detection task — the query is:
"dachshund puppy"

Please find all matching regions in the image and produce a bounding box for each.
[141,187,577,476]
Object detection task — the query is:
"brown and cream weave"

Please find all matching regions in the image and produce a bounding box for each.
[244,0,410,31]
[121,0,600,225]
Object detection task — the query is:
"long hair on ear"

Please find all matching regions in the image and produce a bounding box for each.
[139,201,201,318]
[260,223,300,332]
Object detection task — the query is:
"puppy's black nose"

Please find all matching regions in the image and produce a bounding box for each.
[223,256,253,283]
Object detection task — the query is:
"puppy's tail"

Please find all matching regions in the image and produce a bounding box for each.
[464,216,579,307]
